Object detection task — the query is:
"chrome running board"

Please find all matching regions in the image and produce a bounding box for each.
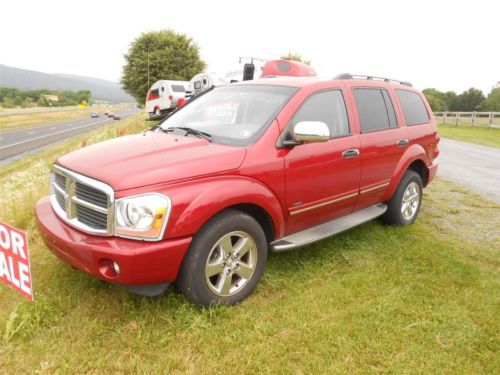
[271,204,387,252]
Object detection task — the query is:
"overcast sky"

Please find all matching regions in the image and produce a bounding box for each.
[1,0,499,94]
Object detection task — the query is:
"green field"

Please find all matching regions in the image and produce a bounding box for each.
[437,124,500,148]
[0,115,499,373]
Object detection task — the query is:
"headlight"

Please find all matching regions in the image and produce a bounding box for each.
[115,194,171,240]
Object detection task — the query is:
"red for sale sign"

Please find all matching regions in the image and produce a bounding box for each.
[0,222,33,300]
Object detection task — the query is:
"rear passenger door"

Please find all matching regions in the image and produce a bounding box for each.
[352,87,408,210]
[283,89,361,234]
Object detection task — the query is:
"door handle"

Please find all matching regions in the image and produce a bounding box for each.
[342,149,360,158]
[397,139,409,147]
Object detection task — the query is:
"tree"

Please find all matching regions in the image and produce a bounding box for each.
[422,88,448,111]
[456,88,485,111]
[476,88,500,111]
[444,91,460,111]
[280,52,311,65]
[121,30,206,103]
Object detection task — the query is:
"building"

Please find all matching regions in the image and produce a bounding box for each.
[43,94,59,102]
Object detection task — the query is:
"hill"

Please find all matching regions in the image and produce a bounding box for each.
[0,64,134,103]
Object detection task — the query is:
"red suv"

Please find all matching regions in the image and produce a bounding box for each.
[35,74,439,306]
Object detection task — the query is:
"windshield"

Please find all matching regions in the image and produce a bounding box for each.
[159,85,297,146]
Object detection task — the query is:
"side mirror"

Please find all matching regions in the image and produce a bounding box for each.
[293,121,330,143]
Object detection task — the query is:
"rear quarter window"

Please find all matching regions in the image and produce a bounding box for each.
[396,90,429,126]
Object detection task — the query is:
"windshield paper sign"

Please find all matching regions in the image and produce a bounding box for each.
[0,222,33,300]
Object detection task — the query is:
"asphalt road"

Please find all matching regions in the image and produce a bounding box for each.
[0,108,140,162]
[438,138,500,203]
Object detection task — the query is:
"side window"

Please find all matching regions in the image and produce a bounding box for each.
[353,88,398,132]
[396,90,429,126]
[291,90,350,138]
[171,85,186,93]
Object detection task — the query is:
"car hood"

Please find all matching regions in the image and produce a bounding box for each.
[56,131,247,191]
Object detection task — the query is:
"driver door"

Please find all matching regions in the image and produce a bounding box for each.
[283,89,361,235]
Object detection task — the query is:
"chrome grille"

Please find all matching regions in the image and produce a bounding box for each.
[50,165,114,236]
[75,182,108,208]
[76,204,108,229]
[55,191,66,211]
[55,173,66,190]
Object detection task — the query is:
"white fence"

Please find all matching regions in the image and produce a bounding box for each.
[434,112,500,128]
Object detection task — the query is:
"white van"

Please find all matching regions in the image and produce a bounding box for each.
[145,80,193,117]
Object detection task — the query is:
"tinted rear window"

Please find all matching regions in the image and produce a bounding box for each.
[277,62,291,72]
[396,90,429,125]
[353,88,398,132]
[171,85,186,93]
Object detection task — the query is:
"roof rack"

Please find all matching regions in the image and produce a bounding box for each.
[333,73,412,87]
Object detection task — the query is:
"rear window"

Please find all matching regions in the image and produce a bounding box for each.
[171,85,186,93]
[396,90,429,125]
[353,88,398,132]
[150,89,159,97]
[277,61,291,72]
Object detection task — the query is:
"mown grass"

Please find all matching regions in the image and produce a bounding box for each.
[438,124,500,148]
[0,104,127,132]
[0,118,499,373]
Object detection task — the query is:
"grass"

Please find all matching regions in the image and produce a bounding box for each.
[0,104,127,132]
[437,124,500,148]
[0,119,499,373]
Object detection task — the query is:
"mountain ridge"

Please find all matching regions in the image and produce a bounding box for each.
[0,64,134,103]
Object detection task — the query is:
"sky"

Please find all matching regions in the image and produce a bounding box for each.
[1,0,499,94]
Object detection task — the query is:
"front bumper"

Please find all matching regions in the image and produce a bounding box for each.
[35,196,191,293]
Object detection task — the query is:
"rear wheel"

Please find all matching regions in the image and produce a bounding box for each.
[154,108,161,117]
[381,170,423,226]
[177,210,267,307]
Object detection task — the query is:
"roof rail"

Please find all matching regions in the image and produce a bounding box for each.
[333,73,412,87]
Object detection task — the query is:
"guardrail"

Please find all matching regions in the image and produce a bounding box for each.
[434,111,500,128]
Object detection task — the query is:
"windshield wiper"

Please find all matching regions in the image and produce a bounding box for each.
[158,126,212,142]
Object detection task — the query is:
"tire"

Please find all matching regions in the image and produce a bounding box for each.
[381,170,423,226]
[154,108,161,117]
[177,209,267,307]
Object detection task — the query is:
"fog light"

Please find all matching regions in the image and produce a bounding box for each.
[113,262,120,275]
[98,259,120,279]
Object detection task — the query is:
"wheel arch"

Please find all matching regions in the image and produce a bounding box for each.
[164,176,286,241]
[384,144,430,200]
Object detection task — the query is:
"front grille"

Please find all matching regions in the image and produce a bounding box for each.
[75,182,108,208]
[50,166,114,235]
[76,204,108,229]
[55,173,66,190]
[55,191,66,211]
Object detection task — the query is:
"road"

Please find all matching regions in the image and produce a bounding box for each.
[0,108,140,162]
[438,138,500,203]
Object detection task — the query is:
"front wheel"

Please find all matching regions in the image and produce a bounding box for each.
[176,209,267,307]
[381,170,423,226]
